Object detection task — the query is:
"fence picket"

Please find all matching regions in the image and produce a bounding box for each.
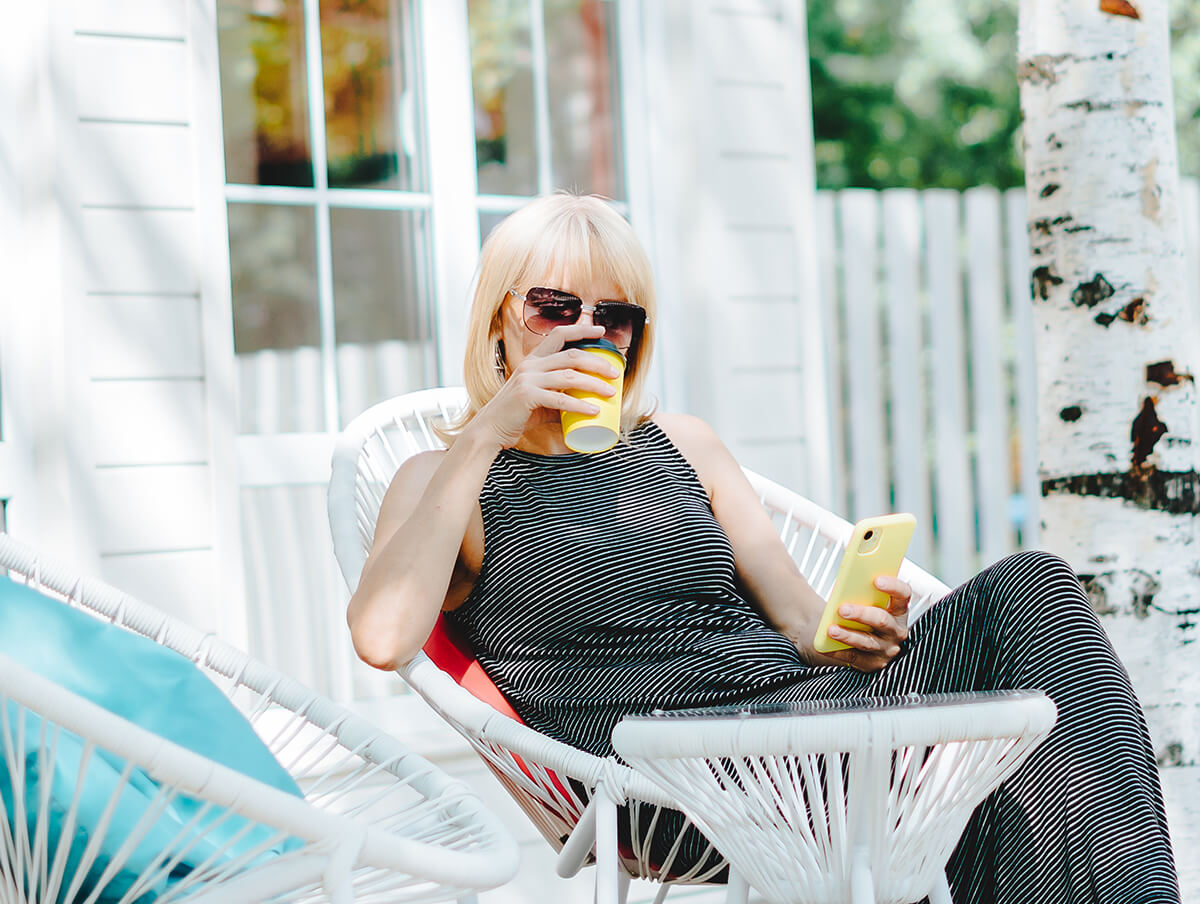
[839,190,886,519]
[291,346,323,433]
[1004,189,1039,549]
[248,349,280,434]
[337,342,370,429]
[814,190,847,517]
[924,191,973,583]
[881,189,933,567]
[965,187,1014,567]
[377,340,430,411]
[1182,178,1200,330]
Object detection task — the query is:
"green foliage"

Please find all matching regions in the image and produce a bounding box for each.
[808,0,1199,190]
[1170,3,1200,181]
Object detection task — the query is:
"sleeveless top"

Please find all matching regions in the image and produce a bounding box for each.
[446,420,815,757]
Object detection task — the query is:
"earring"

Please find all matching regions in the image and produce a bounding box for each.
[494,340,507,376]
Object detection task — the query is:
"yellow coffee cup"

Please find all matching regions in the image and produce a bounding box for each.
[561,338,625,453]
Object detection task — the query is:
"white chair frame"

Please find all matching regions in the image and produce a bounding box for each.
[0,532,518,904]
[328,388,961,904]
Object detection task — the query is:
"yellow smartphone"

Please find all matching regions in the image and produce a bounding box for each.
[812,513,917,654]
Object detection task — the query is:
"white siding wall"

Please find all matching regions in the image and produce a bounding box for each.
[644,0,827,496]
[0,0,244,640]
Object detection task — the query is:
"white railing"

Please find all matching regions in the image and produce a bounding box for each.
[236,180,1200,695]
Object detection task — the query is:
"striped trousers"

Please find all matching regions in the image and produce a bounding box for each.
[627,551,1180,902]
[767,550,1180,903]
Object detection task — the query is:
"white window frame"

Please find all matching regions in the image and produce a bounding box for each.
[226,0,651,714]
[233,0,651,475]
[227,0,439,433]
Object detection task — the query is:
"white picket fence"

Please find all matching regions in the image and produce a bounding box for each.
[236,181,1200,697]
[817,180,1199,584]
[814,186,1039,586]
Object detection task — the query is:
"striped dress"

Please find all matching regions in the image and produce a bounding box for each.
[446,420,1180,903]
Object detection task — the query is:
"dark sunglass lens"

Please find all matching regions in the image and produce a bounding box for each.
[524,289,582,333]
[595,303,643,348]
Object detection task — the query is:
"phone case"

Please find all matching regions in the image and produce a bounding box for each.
[812,513,917,654]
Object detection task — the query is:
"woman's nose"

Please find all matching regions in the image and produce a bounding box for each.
[578,305,596,326]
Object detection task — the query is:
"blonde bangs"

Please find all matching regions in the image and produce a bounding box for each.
[443,193,658,444]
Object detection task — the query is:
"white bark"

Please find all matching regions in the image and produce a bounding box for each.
[1019,0,1200,765]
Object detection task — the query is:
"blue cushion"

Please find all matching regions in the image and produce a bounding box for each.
[0,575,303,902]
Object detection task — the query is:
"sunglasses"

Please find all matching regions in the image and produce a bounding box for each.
[510,287,648,357]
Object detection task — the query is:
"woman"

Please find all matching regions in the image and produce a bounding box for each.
[348,193,1179,903]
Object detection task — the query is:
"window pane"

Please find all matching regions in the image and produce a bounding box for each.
[321,0,425,190]
[218,0,314,187]
[331,208,437,425]
[227,203,325,433]
[545,0,624,198]
[479,211,509,244]
[469,0,538,195]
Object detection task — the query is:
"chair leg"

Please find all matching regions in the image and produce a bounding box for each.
[850,854,874,904]
[558,796,600,878]
[724,869,750,904]
[594,791,620,904]
[928,873,953,904]
[617,872,631,904]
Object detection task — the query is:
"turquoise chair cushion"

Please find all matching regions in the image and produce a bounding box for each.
[0,575,303,902]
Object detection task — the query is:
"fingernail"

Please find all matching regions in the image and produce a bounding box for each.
[839,606,853,617]
[588,403,601,414]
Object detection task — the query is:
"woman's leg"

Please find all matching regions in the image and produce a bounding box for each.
[863,550,1179,904]
[642,551,1177,900]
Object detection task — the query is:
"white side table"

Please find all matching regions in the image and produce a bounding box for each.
[612,691,1056,904]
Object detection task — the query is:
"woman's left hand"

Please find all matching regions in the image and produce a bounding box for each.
[819,576,912,672]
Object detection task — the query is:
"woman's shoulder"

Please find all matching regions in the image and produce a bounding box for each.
[646,413,729,497]
[392,448,447,484]
[379,449,448,511]
[649,412,722,453]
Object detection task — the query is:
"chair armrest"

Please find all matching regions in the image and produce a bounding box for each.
[401,654,676,808]
[743,468,951,622]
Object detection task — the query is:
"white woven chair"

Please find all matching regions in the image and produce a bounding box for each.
[327,388,964,904]
[612,692,1056,904]
[0,532,518,904]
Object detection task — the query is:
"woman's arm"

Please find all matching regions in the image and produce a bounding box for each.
[347,435,496,671]
[348,321,618,670]
[653,413,910,671]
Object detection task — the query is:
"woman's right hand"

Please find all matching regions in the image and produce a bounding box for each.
[468,323,621,448]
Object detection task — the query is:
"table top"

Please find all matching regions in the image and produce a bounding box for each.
[618,689,1049,724]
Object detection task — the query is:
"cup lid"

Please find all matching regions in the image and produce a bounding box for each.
[562,337,625,362]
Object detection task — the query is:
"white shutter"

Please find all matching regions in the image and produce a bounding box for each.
[641,0,827,496]
[0,0,247,641]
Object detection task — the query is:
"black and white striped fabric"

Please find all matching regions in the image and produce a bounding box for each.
[447,421,1180,902]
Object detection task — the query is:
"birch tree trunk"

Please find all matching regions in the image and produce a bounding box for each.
[1018,0,1200,766]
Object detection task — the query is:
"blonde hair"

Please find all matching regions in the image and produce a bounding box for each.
[445,192,658,440]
